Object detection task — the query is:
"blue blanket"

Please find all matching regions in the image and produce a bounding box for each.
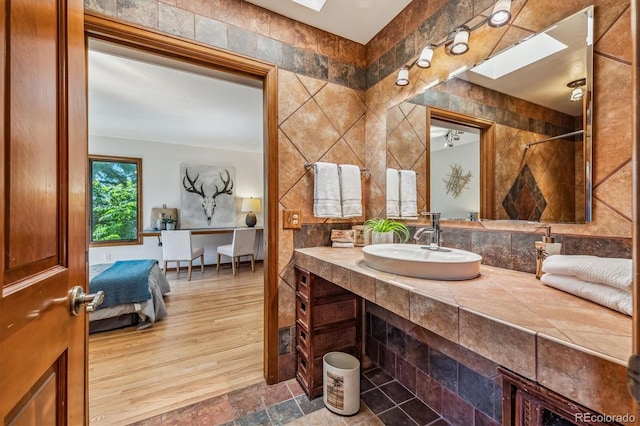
[90,259,156,309]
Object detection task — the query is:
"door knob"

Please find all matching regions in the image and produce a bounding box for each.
[69,286,104,316]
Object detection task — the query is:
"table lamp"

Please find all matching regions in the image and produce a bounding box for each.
[241,197,261,227]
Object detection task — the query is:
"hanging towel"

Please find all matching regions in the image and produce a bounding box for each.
[386,168,400,218]
[313,162,342,218]
[338,164,362,218]
[399,170,417,217]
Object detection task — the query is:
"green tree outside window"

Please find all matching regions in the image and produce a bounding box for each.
[90,155,142,245]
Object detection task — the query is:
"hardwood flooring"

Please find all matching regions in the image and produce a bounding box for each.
[88,262,265,426]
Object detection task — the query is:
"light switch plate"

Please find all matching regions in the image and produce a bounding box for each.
[283,209,302,229]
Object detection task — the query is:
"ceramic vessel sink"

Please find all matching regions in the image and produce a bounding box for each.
[362,244,482,280]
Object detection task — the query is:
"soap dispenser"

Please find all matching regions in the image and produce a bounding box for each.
[535,226,562,279]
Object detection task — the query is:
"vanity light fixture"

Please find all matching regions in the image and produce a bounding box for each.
[567,78,586,102]
[488,0,512,27]
[395,66,410,86]
[447,27,471,55]
[416,46,434,68]
[394,0,512,87]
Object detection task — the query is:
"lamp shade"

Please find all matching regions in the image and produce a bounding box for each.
[241,198,261,213]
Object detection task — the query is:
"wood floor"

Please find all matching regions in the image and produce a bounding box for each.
[88,262,265,426]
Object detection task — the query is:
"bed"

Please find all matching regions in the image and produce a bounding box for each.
[89,259,171,333]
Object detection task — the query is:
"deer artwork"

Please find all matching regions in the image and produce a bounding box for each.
[183,168,234,225]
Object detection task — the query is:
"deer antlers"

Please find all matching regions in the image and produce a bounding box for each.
[183,169,206,198]
[213,169,233,198]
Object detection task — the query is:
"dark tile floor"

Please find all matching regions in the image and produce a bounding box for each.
[129,367,450,426]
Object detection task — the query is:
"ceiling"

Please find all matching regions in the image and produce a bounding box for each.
[245,0,412,44]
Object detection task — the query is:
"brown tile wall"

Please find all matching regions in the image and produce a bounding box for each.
[366,303,503,426]
[85,0,634,382]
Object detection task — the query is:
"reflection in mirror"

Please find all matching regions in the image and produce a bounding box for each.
[386,6,593,223]
[430,119,479,219]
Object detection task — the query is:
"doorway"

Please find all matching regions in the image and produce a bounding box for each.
[85,12,279,424]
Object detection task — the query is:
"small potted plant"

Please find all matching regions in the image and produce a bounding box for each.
[163,217,177,230]
[363,218,410,244]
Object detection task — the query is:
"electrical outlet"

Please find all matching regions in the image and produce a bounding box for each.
[283,209,302,229]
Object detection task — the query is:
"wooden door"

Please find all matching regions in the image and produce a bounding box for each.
[0,0,88,424]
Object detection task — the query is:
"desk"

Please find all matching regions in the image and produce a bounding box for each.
[140,226,263,245]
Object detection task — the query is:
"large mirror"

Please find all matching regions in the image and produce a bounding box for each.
[386,6,593,223]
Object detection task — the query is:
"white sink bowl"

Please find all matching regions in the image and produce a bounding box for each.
[362,244,482,280]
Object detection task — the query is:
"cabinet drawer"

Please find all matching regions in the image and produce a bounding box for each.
[295,267,350,300]
[296,295,358,329]
[313,325,359,354]
[295,267,312,299]
[296,322,310,358]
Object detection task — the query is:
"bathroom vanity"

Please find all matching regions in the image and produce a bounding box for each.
[294,246,635,425]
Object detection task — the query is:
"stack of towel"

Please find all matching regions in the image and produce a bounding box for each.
[313,162,362,218]
[386,168,417,218]
[541,255,632,316]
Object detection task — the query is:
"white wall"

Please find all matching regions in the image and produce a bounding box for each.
[89,135,264,266]
[430,141,480,219]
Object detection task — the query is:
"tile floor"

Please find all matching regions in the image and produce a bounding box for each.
[130,367,451,426]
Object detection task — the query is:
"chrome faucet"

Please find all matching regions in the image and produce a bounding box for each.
[413,212,441,249]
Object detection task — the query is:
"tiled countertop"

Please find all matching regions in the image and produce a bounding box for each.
[294,246,636,420]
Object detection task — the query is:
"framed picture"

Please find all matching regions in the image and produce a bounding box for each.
[180,164,236,228]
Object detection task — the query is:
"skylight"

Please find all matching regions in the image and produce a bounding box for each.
[470,33,568,80]
[291,0,327,12]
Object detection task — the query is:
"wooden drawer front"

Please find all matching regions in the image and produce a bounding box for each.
[296,297,311,328]
[296,296,358,329]
[314,297,358,326]
[296,321,310,358]
[295,267,311,299]
[312,276,349,299]
[314,325,358,355]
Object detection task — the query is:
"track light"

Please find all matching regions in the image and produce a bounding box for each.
[416,46,434,68]
[488,0,512,28]
[395,0,512,87]
[567,78,586,102]
[448,27,470,55]
[396,67,410,86]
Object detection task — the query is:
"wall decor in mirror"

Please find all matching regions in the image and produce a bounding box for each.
[386,6,593,223]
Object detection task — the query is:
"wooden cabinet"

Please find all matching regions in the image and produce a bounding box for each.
[500,368,624,425]
[295,267,361,398]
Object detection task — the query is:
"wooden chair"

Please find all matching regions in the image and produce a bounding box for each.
[161,230,204,281]
[216,228,257,275]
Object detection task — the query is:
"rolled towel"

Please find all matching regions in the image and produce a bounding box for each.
[399,169,417,217]
[541,273,632,316]
[313,162,342,218]
[339,164,362,218]
[542,255,632,291]
[386,168,400,218]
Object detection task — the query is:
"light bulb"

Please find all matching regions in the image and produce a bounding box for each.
[488,0,512,28]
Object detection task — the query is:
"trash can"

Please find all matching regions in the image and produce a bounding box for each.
[323,351,360,416]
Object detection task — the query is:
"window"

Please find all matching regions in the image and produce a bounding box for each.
[89,155,142,245]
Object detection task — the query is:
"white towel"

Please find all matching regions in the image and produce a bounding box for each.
[313,162,342,218]
[339,164,362,218]
[541,273,632,316]
[386,168,400,218]
[542,255,632,291]
[399,170,417,217]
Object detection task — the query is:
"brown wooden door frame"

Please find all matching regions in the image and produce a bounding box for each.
[427,106,496,220]
[83,12,280,384]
